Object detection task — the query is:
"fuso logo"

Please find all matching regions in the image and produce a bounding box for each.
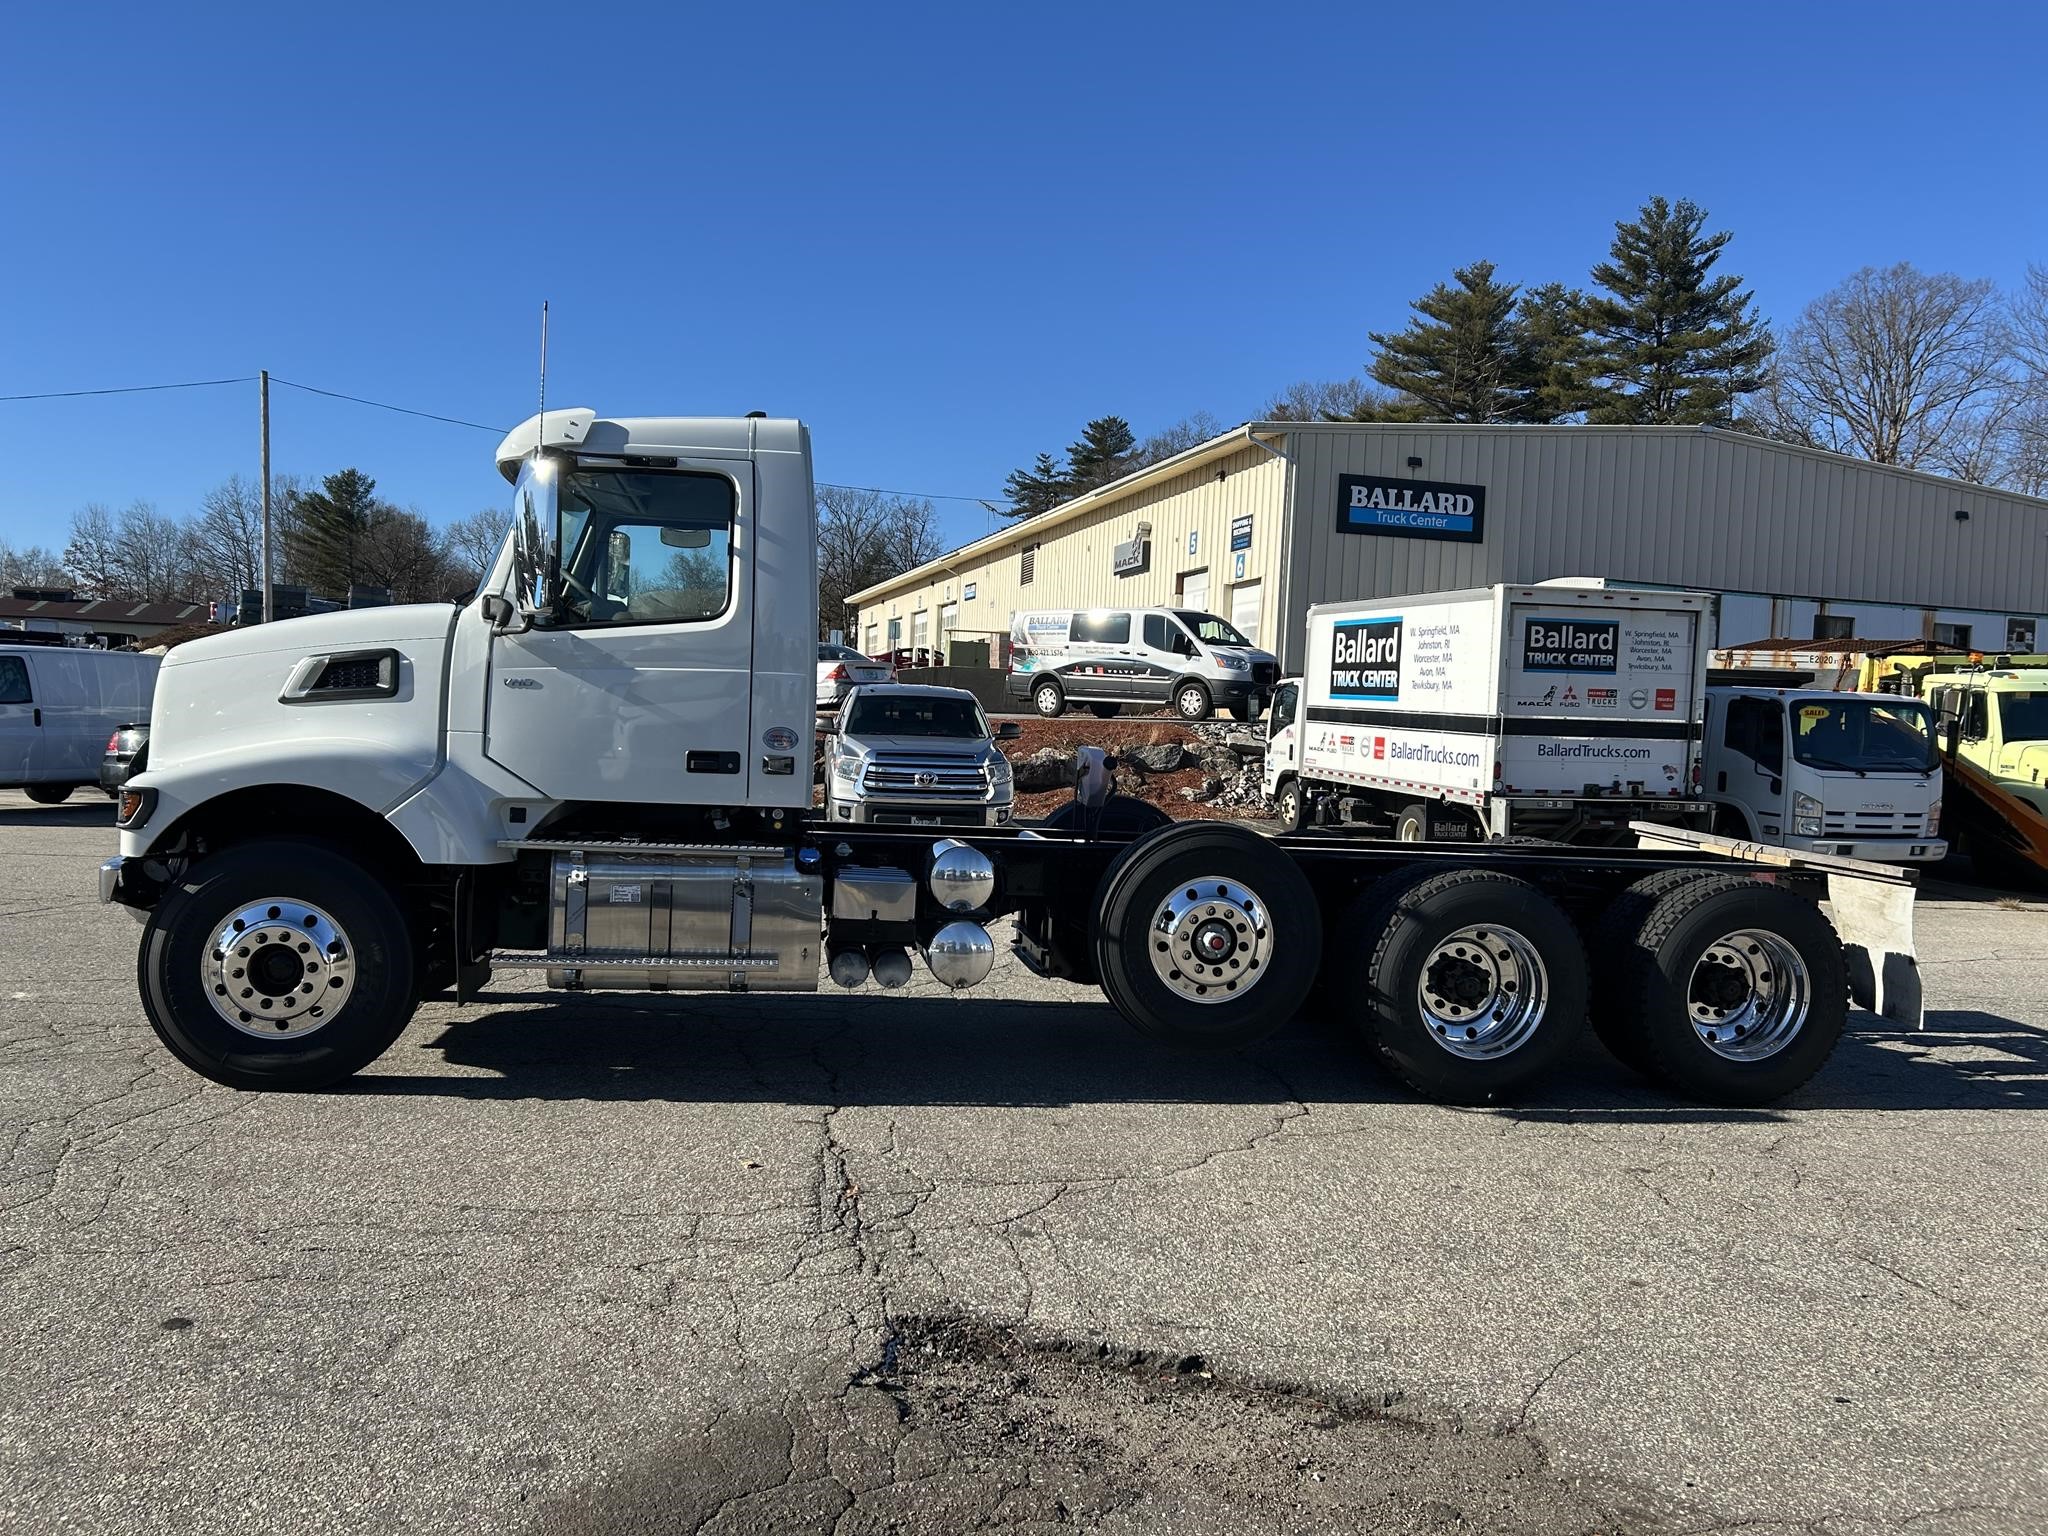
[1654,688,1676,711]
[1373,736,1386,759]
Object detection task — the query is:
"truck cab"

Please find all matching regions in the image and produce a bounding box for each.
[1701,686,1944,863]
[1920,667,2048,809]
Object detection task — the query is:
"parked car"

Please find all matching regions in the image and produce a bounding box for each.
[100,722,149,798]
[0,644,158,803]
[817,643,894,710]
[886,646,940,670]
[823,683,1021,827]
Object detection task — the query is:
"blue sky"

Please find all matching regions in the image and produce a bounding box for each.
[3,1,2044,559]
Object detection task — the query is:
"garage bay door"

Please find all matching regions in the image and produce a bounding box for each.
[1178,569,1209,615]
[1230,580,1262,648]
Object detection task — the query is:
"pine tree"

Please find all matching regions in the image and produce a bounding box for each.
[1000,452,1071,519]
[1579,196,1773,425]
[1064,417,1136,489]
[286,468,381,597]
[1518,282,1597,421]
[1367,261,1539,423]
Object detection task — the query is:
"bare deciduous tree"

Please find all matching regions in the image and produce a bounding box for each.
[1260,377,1400,421]
[441,507,513,589]
[2003,264,2048,497]
[817,486,940,638]
[0,540,71,589]
[62,504,125,597]
[1757,263,2012,479]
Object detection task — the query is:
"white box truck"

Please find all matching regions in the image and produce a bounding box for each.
[97,413,1918,1108]
[1264,584,1713,843]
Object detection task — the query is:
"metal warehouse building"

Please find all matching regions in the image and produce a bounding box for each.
[847,422,2048,672]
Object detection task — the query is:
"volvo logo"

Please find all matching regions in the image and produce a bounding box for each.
[915,771,938,788]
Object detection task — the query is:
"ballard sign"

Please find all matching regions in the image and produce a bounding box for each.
[1336,472,1486,544]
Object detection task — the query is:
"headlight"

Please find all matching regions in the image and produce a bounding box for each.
[1792,790,1823,837]
[1216,654,1250,671]
[986,752,1012,785]
[831,745,865,783]
[1926,800,1941,835]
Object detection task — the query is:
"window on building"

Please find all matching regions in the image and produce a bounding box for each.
[1812,614,1855,640]
[1933,622,1973,650]
[1020,543,1039,585]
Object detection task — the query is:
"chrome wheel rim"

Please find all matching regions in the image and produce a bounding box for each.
[1416,924,1548,1059]
[1689,929,1809,1060]
[1178,687,1206,718]
[203,898,356,1039]
[1148,876,1274,1004]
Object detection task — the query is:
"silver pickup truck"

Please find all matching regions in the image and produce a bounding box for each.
[823,683,1019,828]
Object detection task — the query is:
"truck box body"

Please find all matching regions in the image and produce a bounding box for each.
[1300,585,1710,811]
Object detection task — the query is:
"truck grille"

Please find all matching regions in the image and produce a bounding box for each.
[862,753,989,799]
[1822,811,1926,836]
[1252,662,1277,689]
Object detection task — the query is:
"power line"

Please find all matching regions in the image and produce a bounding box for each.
[267,376,505,433]
[817,481,999,506]
[3,371,1003,506]
[0,376,255,402]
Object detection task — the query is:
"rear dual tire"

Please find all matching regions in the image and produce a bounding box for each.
[1590,874,1847,1105]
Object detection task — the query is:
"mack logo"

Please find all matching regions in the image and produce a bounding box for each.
[1330,618,1401,700]
[1523,618,1618,674]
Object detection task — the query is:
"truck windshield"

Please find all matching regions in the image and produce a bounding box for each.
[1174,611,1250,646]
[844,695,989,739]
[1997,690,2048,743]
[1790,698,1937,772]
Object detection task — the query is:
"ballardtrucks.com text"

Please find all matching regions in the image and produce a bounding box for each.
[1535,742,1653,760]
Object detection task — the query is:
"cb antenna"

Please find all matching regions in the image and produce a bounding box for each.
[536,299,549,461]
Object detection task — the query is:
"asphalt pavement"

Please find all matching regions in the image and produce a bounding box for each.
[0,789,2042,1534]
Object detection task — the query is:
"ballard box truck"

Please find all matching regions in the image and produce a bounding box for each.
[1265,584,1714,843]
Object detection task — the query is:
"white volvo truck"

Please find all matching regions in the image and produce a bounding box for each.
[99,411,1919,1106]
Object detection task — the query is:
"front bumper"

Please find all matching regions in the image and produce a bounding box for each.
[1208,676,1267,708]
[1785,835,1948,865]
[826,796,1015,828]
[98,856,151,921]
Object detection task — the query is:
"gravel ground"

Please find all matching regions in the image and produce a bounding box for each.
[1,789,2043,1534]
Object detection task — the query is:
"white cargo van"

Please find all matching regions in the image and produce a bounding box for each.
[1264,584,1713,842]
[1005,607,1279,721]
[0,643,159,802]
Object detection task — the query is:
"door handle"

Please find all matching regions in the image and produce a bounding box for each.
[32,708,39,727]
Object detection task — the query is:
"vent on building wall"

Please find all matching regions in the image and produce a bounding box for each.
[1020,543,1039,585]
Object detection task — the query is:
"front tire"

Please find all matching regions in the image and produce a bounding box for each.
[1275,778,1305,831]
[1033,680,1066,718]
[1174,681,1213,721]
[25,783,75,805]
[138,839,417,1090]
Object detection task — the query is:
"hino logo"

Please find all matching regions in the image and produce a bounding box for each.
[914,771,939,788]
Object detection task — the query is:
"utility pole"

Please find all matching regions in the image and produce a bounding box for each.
[259,369,273,625]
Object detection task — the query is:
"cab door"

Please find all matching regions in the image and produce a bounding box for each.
[484,455,758,806]
[1265,680,1299,797]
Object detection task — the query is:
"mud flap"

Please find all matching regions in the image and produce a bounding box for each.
[1828,873,1922,1029]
